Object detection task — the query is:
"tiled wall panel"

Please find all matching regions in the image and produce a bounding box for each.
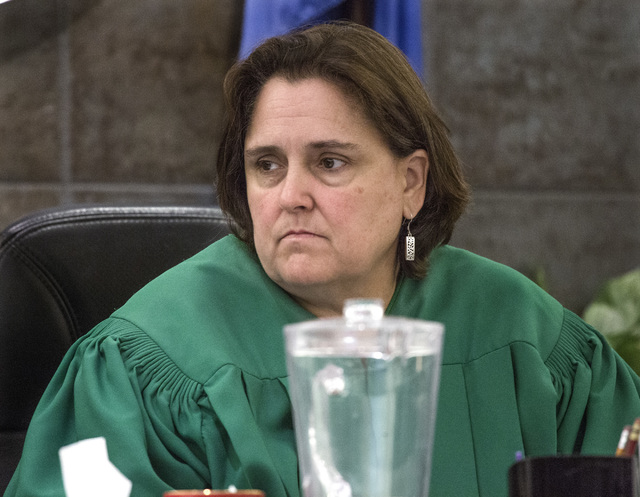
[428,0,640,193]
[0,38,60,182]
[451,193,640,312]
[69,0,238,184]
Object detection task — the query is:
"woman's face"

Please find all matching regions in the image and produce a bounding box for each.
[244,77,427,316]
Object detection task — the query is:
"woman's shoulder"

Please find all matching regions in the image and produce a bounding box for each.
[79,316,210,393]
[398,245,568,363]
[430,245,539,290]
[102,235,307,381]
[431,245,560,314]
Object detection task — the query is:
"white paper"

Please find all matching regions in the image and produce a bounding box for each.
[59,437,132,497]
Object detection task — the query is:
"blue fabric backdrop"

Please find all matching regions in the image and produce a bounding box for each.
[239,0,424,79]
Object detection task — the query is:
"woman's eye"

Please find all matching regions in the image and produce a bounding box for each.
[320,158,346,170]
[257,160,279,172]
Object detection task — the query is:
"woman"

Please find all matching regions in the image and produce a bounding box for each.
[6,22,640,497]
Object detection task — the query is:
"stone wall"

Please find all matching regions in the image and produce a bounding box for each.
[1,0,638,313]
[0,0,240,220]
[428,0,640,312]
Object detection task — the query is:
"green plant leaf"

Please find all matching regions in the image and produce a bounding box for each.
[583,302,628,336]
[583,267,640,373]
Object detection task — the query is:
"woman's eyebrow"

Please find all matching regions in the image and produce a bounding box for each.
[245,141,360,158]
[244,145,282,159]
[308,140,360,151]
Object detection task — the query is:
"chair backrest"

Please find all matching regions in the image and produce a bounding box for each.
[0,205,231,491]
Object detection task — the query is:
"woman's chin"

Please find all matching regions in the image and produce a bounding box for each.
[276,269,335,290]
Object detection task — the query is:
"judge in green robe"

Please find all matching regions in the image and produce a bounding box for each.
[6,22,640,497]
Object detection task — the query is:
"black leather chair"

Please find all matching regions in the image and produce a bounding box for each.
[0,205,231,492]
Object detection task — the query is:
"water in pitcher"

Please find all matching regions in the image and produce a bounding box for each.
[288,349,440,497]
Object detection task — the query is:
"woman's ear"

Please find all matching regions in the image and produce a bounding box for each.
[402,149,429,218]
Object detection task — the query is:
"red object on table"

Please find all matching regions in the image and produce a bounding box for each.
[622,417,640,457]
[164,490,265,497]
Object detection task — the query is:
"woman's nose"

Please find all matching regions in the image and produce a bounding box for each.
[278,164,314,211]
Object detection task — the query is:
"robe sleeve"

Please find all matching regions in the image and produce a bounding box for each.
[4,319,221,497]
[509,307,640,459]
[545,309,640,454]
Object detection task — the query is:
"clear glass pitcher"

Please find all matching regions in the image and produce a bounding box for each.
[284,299,444,497]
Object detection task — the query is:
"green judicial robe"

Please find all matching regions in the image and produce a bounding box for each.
[6,235,640,497]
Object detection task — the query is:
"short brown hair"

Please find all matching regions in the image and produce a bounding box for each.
[217,21,470,279]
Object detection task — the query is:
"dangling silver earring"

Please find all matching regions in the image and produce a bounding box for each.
[405,215,415,261]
